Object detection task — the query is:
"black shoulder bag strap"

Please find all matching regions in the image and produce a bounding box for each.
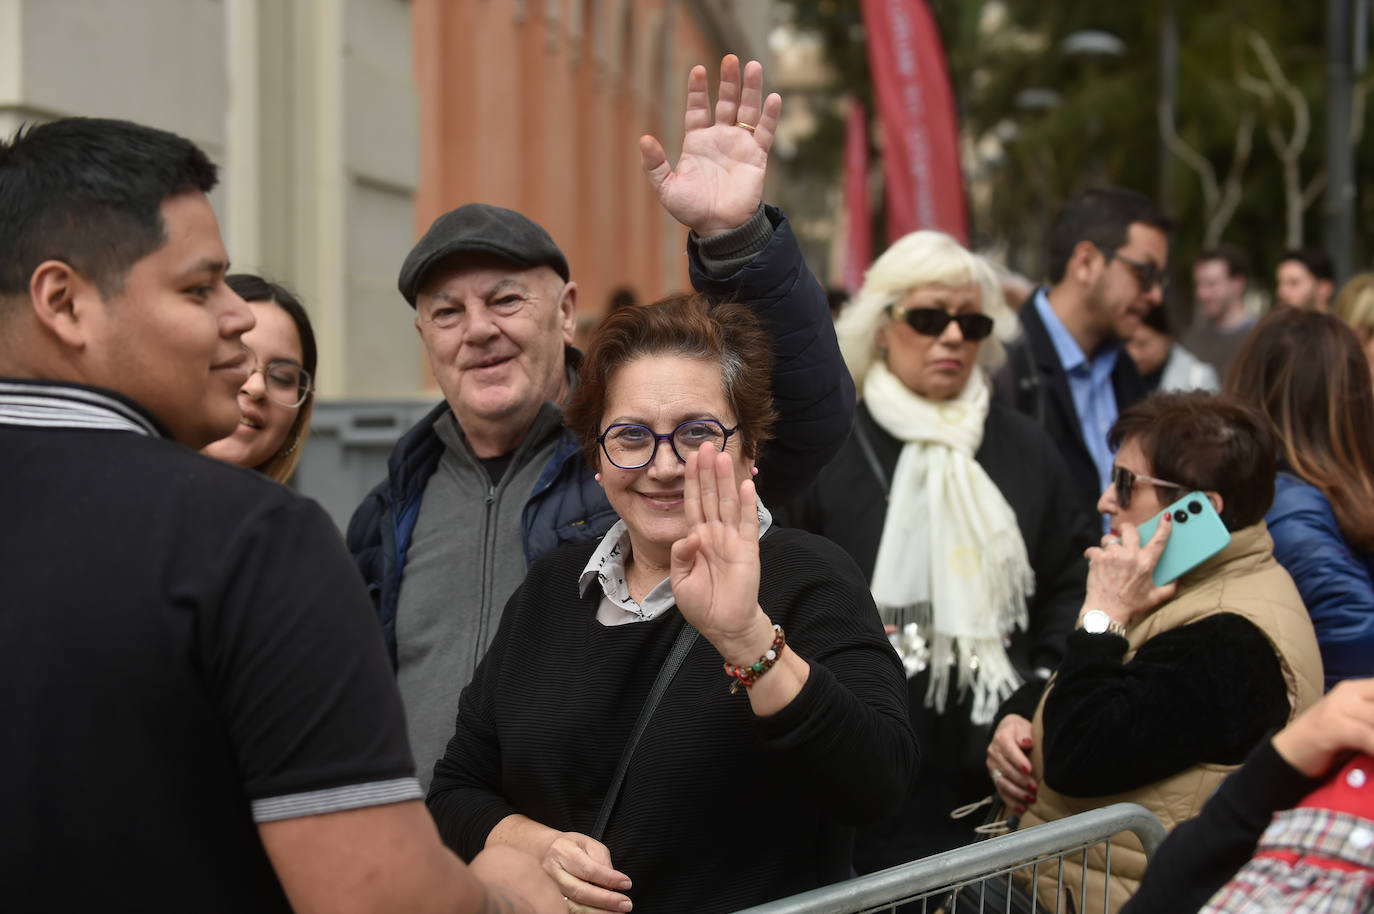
[590,619,698,842]
[853,417,891,493]
[590,525,778,841]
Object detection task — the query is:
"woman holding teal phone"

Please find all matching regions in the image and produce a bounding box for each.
[984,391,1324,914]
[1132,488,1231,587]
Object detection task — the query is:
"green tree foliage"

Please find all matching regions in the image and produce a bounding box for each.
[784,0,1369,291]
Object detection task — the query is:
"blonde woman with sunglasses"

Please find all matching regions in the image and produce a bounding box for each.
[777,230,1096,868]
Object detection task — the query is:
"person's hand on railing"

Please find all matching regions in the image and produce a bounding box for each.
[988,714,1038,813]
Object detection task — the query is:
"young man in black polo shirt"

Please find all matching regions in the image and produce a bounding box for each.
[0,118,560,912]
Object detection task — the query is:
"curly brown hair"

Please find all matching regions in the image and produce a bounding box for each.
[564,293,777,470]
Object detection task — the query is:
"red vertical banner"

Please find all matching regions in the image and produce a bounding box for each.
[843,99,873,293]
[860,0,969,245]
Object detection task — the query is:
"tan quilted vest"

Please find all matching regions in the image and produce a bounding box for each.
[1016,522,1322,914]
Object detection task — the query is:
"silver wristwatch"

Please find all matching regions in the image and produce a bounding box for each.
[1079,609,1126,638]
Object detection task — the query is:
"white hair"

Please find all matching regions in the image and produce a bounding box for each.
[836,230,1020,388]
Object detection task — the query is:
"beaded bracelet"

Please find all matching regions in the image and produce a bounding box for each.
[724,624,786,694]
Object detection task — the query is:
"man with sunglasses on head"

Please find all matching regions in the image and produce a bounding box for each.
[995,187,1171,526]
[347,56,853,792]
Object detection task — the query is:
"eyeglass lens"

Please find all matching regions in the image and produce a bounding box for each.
[1129,260,1165,291]
[1111,465,1134,508]
[600,419,731,469]
[262,362,310,407]
[1102,246,1167,291]
[899,307,995,341]
[244,346,311,408]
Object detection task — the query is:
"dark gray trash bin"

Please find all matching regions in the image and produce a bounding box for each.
[293,399,440,531]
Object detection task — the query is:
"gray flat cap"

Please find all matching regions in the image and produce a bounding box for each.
[397,203,570,307]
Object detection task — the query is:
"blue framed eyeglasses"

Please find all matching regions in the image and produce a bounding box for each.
[597,418,738,469]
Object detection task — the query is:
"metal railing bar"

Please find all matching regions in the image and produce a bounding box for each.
[728,804,1165,914]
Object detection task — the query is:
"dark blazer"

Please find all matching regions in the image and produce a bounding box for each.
[993,291,1152,520]
[776,397,1096,864]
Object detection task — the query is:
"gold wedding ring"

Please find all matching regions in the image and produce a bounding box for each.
[736,121,757,133]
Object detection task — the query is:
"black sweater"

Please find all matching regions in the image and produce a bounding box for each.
[427,528,917,914]
[997,616,1291,795]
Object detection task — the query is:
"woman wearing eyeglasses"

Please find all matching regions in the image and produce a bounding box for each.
[986,391,1322,914]
[775,230,1096,868]
[202,274,316,483]
[425,294,915,914]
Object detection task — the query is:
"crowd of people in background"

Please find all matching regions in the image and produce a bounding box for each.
[6,49,1374,914]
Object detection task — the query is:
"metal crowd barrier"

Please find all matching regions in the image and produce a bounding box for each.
[730,803,1167,914]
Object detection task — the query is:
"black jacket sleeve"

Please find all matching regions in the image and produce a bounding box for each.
[1040,614,1291,796]
[1122,739,1320,914]
[688,206,855,504]
[345,479,388,610]
[994,679,1047,727]
[1003,410,1095,676]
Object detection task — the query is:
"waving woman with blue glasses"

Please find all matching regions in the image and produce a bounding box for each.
[777,230,1096,868]
[425,293,915,914]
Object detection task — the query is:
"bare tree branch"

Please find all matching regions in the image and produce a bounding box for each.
[1246,31,1310,156]
[1157,100,1220,211]
[1205,112,1255,247]
[1352,75,1374,146]
[1236,29,1311,247]
[1302,171,1327,210]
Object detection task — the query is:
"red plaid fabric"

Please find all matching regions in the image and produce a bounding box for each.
[1200,806,1374,913]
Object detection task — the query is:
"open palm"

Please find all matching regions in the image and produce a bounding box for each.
[641,55,783,237]
[670,445,762,645]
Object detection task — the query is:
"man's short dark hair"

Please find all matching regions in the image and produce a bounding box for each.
[1046,187,1172,285]
[1278,247,1334,282]
[0,118,218,301]
[1195,243,1250,281]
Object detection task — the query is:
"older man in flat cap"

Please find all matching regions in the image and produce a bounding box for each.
[347,56,854,790]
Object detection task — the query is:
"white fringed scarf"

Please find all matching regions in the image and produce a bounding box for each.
[865,362,1035,724]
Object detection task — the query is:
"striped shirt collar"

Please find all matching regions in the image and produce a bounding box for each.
[578,501,774,624]
[0,379,165,438]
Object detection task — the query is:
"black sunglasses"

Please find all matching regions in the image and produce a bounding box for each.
[1110,464,1187,509]
[1096,245,1169,293]
[889,305,995,341]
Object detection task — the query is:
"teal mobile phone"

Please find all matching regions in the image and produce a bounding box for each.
[1134,491,1231,586]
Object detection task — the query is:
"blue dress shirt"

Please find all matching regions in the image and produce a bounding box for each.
[1032,289,1120,501]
